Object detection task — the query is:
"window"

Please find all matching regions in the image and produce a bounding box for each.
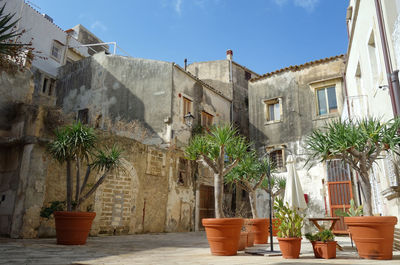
[270,150,284,169]
[77,109,89,124]
[201,111,213,128]
[265,98,281,122]
[51,40,64,62]
[42,78,48,93]
[316,86,337,115]
[42,76,56,96]
[183,97,192,117]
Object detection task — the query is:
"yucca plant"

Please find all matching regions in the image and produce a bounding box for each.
[225,151,276,218]
[185,125,249,218]
[0,3,34,73]
[46,122,122,212]
[305,118,400,216]
[261,175,286,217]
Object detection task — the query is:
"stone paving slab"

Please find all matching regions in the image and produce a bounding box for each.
[0,232,399,265]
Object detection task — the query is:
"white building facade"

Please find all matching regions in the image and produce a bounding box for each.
[344,0,400,235]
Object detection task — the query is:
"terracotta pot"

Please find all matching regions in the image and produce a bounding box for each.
[277,237,302,259]
[344,216,397,260]
[247,231,255,247]
[312,241,337,259]
[267,218,280,236]
[202,218,243,256]
[54,211,96,245]
[245,218,269,244]
[238,231,248,251]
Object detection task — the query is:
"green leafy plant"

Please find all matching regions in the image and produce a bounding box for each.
[305,229,335,242]
[305,118,400,216]
[225,151,276,218]
[185,124,249,218]
[334,199,363,217]
[273,198,304,238]
[44,122,123,215]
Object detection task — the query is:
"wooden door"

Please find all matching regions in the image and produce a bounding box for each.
[326,160,354,234]
[199,185,215,230]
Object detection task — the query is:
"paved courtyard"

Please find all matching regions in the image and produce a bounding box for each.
[0,232,399,265]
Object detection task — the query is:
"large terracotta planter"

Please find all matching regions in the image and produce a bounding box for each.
[238,231,248,251]
[267,218,280,236]
[278,237,302,259]
[54,211,96,245]
[312,241,337,259]
[344,216,397,260]
[245,218,269,244]
[247,231,255,247]
[202,218,243,256]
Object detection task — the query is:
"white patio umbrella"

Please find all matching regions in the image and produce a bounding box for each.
[283,155,307,210]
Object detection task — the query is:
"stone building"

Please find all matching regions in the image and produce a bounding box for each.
[344,0,400,246]
[2,0,105,106]
[248,55,346,231]
[187,50,260,137]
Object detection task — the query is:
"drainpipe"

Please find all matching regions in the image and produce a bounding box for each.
[227,49,234,123]
[342,70,352,120]
[375,0,400,117]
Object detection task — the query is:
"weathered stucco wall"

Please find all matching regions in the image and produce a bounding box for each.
[56,53,173,145]
[187,60,232,100]
[249,57,346,226]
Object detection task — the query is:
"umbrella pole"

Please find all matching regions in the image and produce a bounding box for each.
[268,173,274,251]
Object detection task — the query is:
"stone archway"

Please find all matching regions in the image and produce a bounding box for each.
[93,158,140,235]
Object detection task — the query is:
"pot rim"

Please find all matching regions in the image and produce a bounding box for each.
[344,216,397,224]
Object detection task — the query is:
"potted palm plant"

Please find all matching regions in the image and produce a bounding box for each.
[305,230,336,259]
[274,198,304,259]
[185,125,248,256]
[225,151,276,244]
[42,122,122,245]
[305,118,400,259]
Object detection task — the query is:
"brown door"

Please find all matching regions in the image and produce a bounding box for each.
[199,185,215,230]
[326,160,354,234]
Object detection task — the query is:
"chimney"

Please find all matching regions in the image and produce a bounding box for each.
[226,49,233,60]
[184,58,187,70]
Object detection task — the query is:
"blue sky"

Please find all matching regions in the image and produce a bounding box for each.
[29,0,348,75]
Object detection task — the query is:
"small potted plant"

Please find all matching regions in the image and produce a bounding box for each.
[41,122,122,245]
[305,230,336,259]
[185,125,249,256]
[274,198,304,259]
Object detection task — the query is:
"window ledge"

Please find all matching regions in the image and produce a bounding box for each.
[264,120,282,126]
[312,113,339,121]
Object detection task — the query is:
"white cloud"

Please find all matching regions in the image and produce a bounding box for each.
[273,0,319,12]
[294,0,319,12]
[175,0,183,15]
[90,21,107,31]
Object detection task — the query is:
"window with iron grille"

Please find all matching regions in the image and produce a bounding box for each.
[270,150,284,169]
